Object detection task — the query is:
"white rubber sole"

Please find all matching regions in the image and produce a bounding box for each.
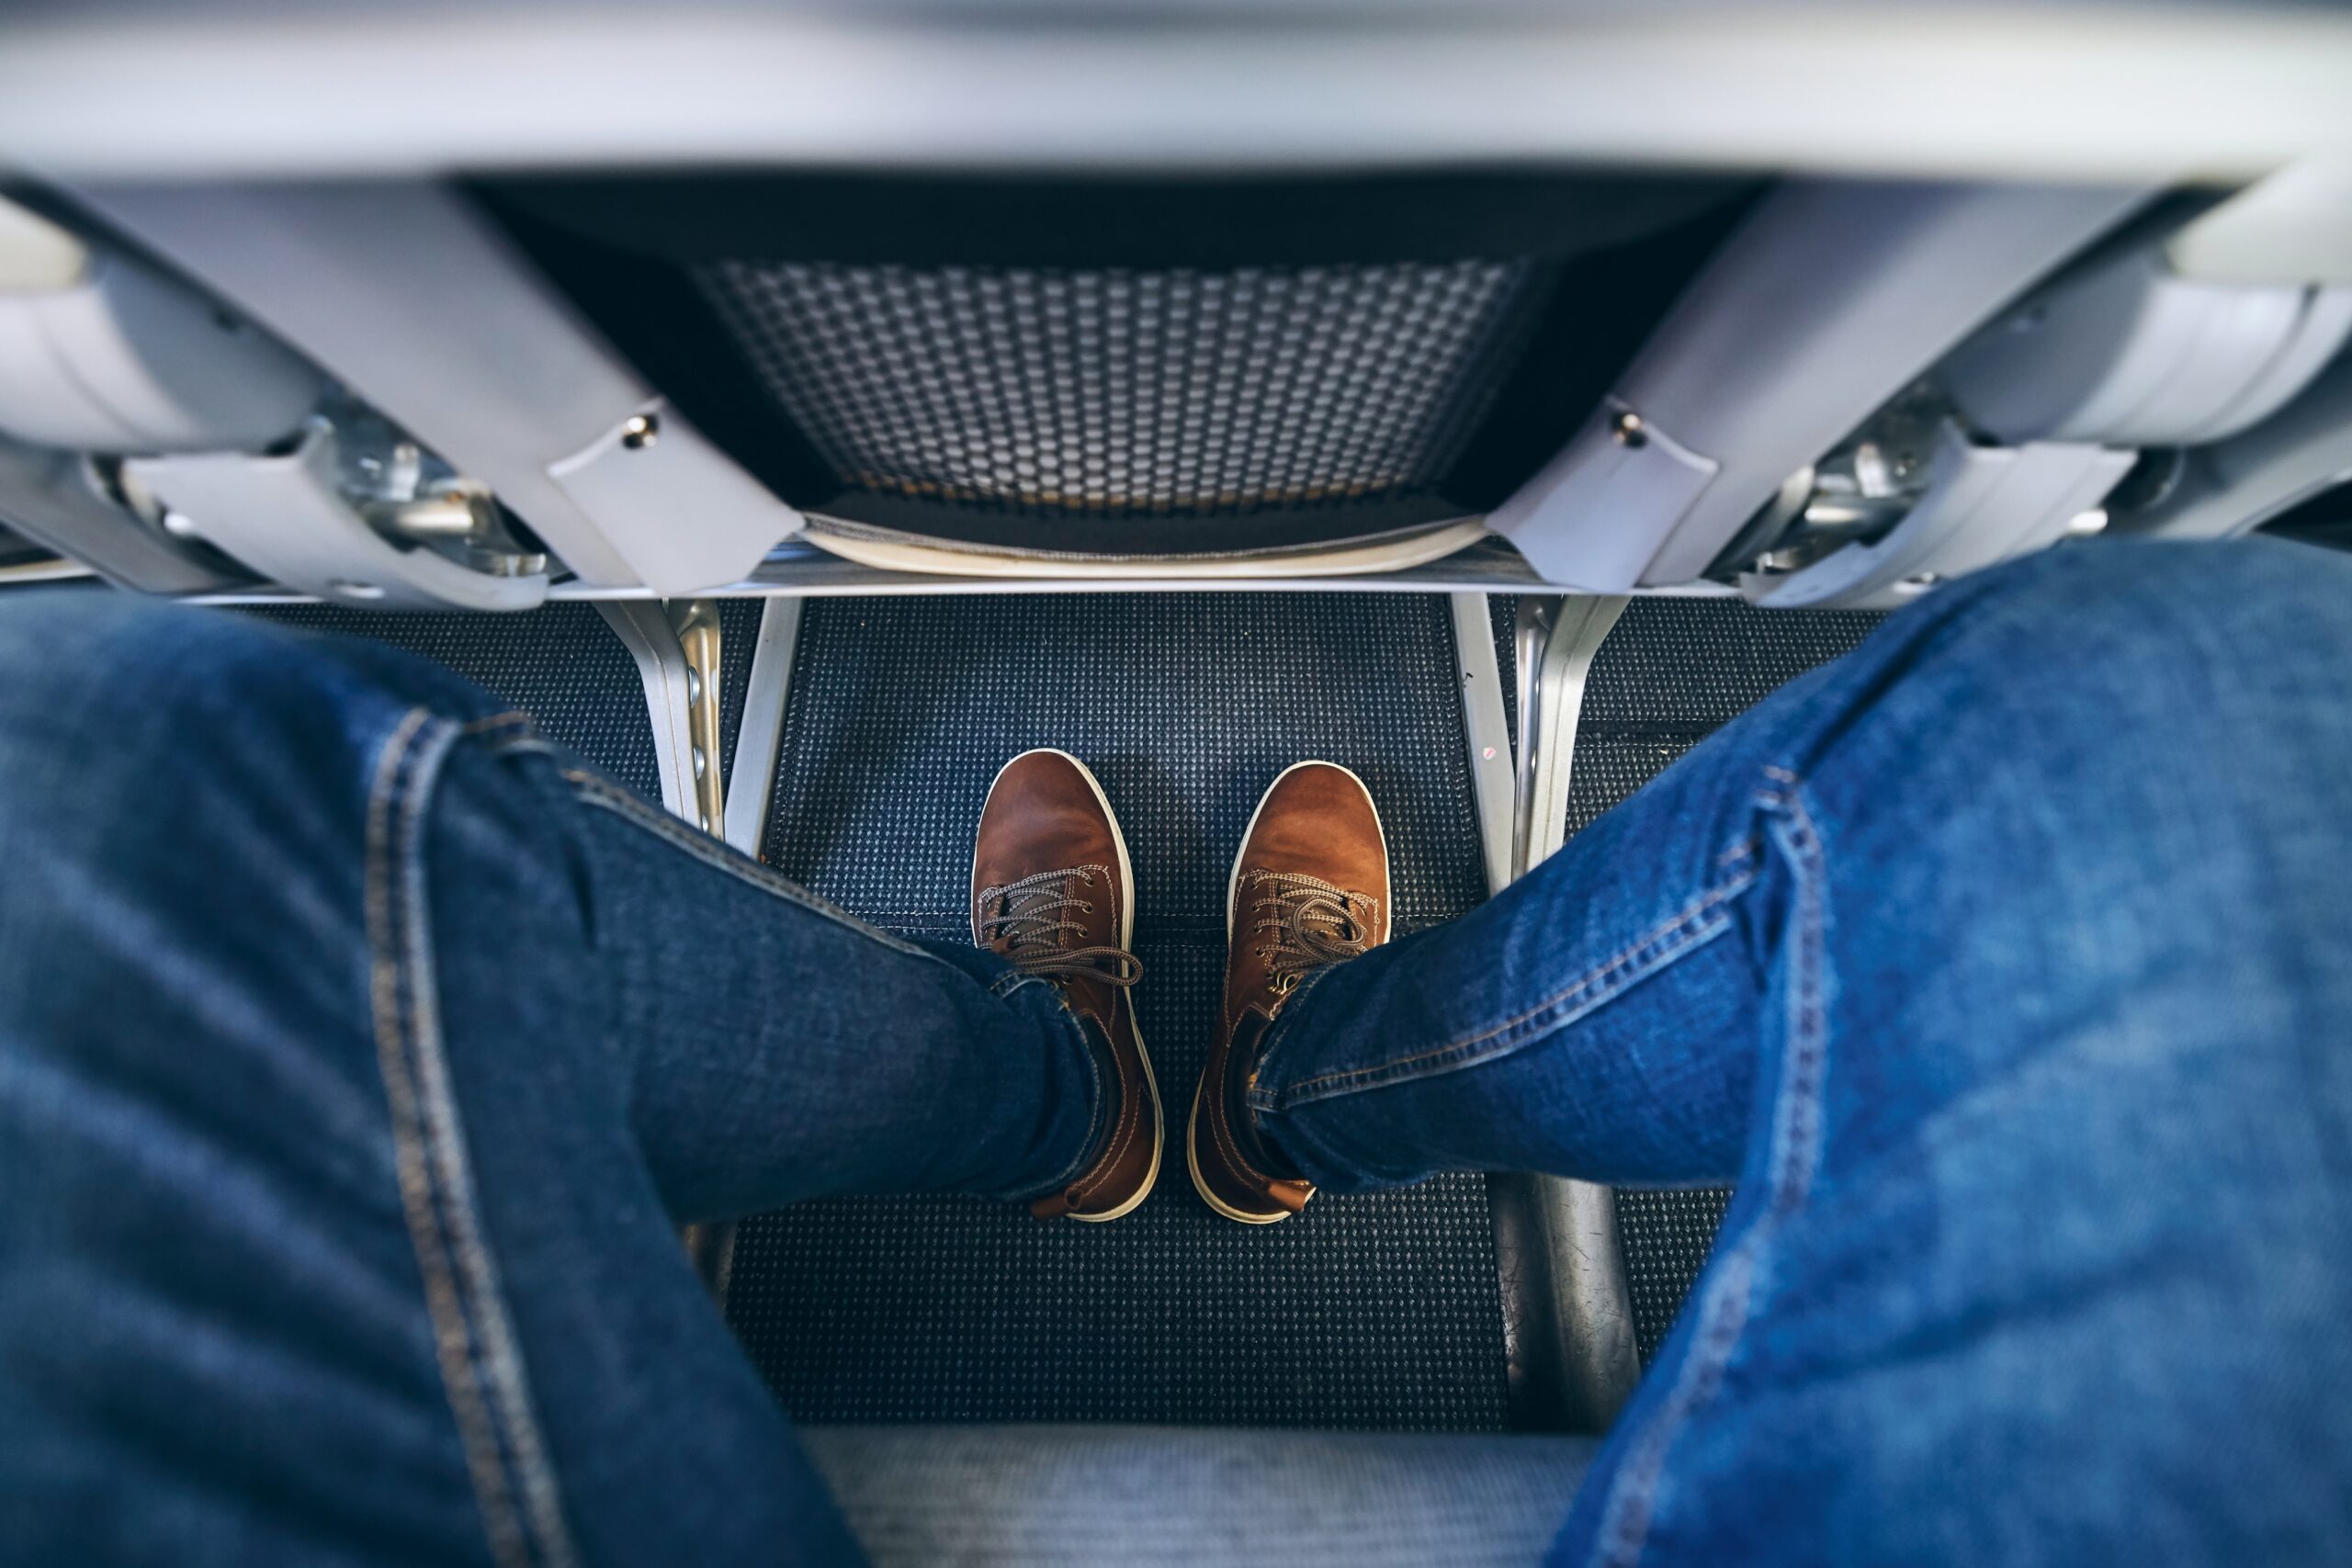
[1186,1098,1293,1225]
[976,748,1162,1223]
[1189,761,1391,1225]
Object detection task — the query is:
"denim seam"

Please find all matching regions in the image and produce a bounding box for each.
[367,708,578,1568]
[560,761,1095,1206]
[1252,847,1761,1111]
[398,727,579,1568]
[1050,1008,1112,1199]
[989,968,1047,999]
[460,711,537,739]
[479,735,565,763]
[558,767,938,961]
[994,1001,1108,1204]
[1207,1002,1288,1184]
[1232,971,1328,1147]
[1214,1048,1275,1185]
[1074,990,1153,1203]
[1587,776,1834,1568]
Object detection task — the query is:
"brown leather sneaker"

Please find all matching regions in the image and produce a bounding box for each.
[971,749,1161,1222]
[1189,761,1391,1224]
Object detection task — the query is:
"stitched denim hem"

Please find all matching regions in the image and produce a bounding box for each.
[560,764,1103,1211]
[1245,840,1763,1116]
[1233,964,1338,1137]
[1585,773,1834,1568]
[367,709,580,1568]
[980,978,1113,1206]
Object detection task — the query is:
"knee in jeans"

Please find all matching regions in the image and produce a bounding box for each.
[0,593,389,830]
[0,596,395,1070]
[1826,540,2352,1012]
[0,595,406,957]
[1914,538,2352,807]
[1950,537,2352,691]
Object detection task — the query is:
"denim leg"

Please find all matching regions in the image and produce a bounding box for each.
[1254,539,2352,1564]
[0,593,1099,1565]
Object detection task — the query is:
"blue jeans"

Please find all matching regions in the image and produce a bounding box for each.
[2,539,2347,1564]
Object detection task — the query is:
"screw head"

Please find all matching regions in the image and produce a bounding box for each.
[620,412,661,451]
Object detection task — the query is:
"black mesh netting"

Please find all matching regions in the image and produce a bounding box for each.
[698,261,1539,520]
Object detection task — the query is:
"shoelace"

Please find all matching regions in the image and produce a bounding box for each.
[977,864,1144,987]
[1246,870,1375,997]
